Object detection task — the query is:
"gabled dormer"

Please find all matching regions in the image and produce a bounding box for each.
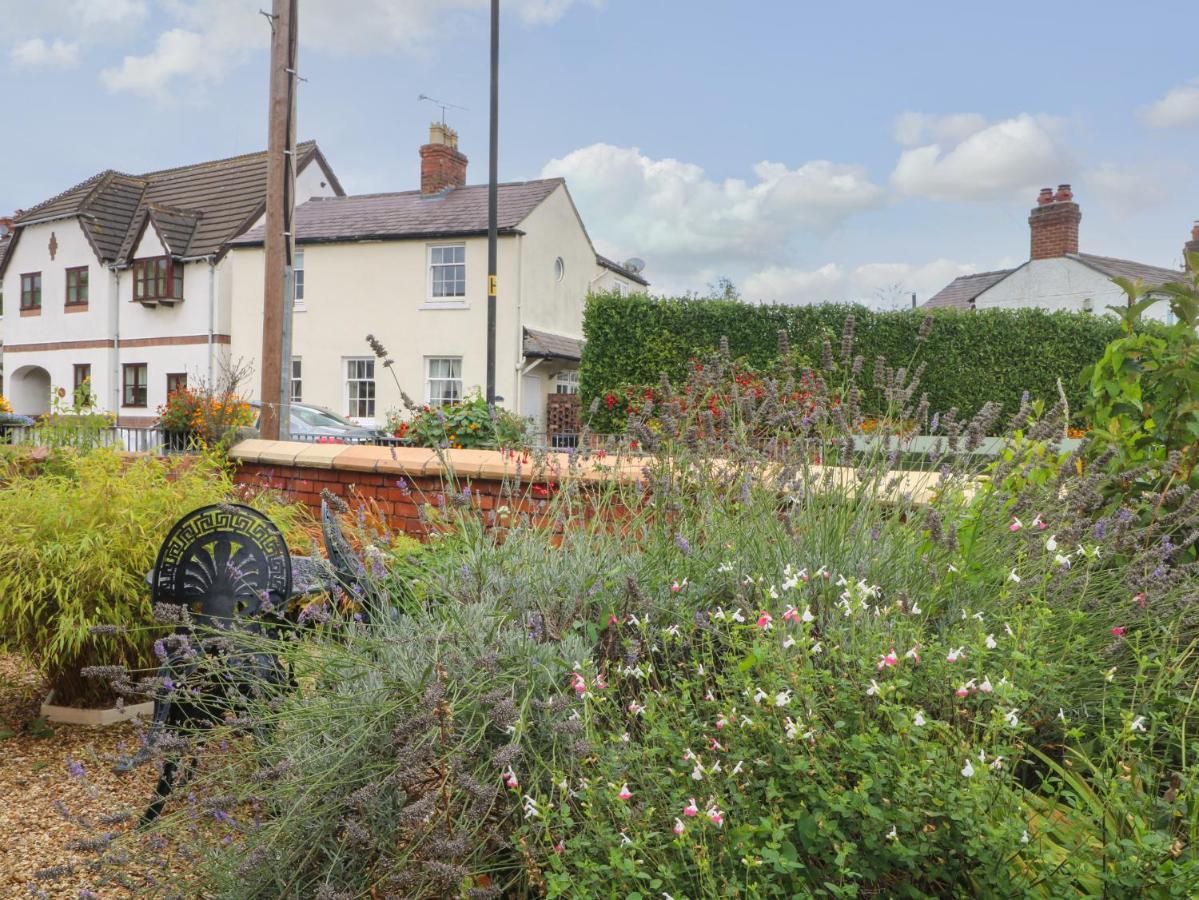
[126,211,187,307]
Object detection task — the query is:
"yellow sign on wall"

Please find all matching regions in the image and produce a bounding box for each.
[488,275,498,296]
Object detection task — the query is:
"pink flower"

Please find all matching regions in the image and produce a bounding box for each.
[1111,626,1126,637]
[947,647,964,663]
[757,612,773,629]
[571,672,587,695]
[1009,517,1023,533]
[707,806,724,827]
[674,817,686,835]
[877,648,899,669]
[618,783,632,800]
[1133,592,1147,609]
[671,578,689,593]
[782,605,799,623]
[595,672,606,690]
[1033,514,1047,530]
[683,798,699,817]
[715,714,728,730]
[554,840,565,854]
[608,614,620,625]
[709,737,724,752]
[503,767,518,789]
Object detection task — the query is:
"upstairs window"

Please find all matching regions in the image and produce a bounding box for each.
[20,272,41,310]
[429,244,466,299]
[293,250,305,305]
[133,256,183,302]
[74,364,92,392]
[290,358,303,402]
[65,266,89,306]
[166,372,188,396]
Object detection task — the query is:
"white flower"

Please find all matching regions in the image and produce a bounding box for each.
[712,607,727,621]
[811,642,823,654]
[1057,707,1066,722]
[774,690,793,707]
[731,608,746,623]
[985,634,997,650]
[990,756,1006,770]
[1054,553,1071,568]
[1021,830,1030,844]
[1045,534,1057,552]
[620,830,633,845]
[768,586,779,601]
[717,562,733,573]
[886,825,898,841]
[910,601,922,615]
[979,676,993,693]
[691,762,704,781]
[913,710,926,727]
[1004,708,1019,728]
[522,795,541,818]
[1106,666,1117,682]
[732,760,744,775]
[947,647,964,663]
[621,732,631,742]
[782,635,796,649]
[1004,623,1014,637]
[1130,716,1147,733]
[866,679,881,697]
[664,624,680,638]
[1008,569,1021,584]
[784,717,801,739]
[948,563,959,573]
[961,759,975,777]
[752,688,768,705]
[802,605,815,623]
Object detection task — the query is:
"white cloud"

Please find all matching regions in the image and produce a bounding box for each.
[893,112,988,148]
[890,113,1068,202]
[96,0,597,99]
[541,143,883,283]
[1140,78,1199,129]
[1083,162,1178,215]
[10,37,79,69]
[743,258,979,307]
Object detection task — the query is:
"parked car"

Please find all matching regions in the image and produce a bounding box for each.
[249,403,389,444]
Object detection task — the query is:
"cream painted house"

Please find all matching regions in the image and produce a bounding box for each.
[925,185,1193,321]
[0,143,342,421]
[228,124,649,439]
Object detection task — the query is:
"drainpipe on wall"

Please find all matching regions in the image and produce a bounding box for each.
[207,258,216,386]
[513,233,524,414]
[108,264,122,417]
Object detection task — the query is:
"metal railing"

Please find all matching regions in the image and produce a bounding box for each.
[0,424,175,454]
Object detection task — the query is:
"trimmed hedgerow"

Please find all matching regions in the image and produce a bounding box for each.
[580,293,1141,431]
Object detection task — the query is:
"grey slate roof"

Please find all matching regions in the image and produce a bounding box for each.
[523,327,584,361]
[596,253,649,286]
[3,142,341,274]
[1070,253,1184,287]
[0,235,10,274]
[232,178,563,246]
[922,269,1014,309]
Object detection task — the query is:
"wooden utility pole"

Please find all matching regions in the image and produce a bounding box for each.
[259,0,298,440]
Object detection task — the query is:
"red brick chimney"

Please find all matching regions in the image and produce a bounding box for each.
[420,123,468,195]
[0,216,14,236]
[1028,184,1081,260]
[1186,220,1199,271]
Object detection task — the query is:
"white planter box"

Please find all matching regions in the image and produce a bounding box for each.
[40,690,155,727]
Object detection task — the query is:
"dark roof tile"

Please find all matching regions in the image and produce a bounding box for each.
[523,327,583,361]
[1070,253,1184,287]
[232,179,563,246]
[922,269,1014,309]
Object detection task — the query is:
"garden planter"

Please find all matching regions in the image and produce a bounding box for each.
[40,690,154,727]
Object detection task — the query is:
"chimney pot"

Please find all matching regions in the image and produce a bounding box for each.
[1037,187,1055,206]
[1055,183,1073,202]
[1191,219,1199,241]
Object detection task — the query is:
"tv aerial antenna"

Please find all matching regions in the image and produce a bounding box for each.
[418,94,469,124]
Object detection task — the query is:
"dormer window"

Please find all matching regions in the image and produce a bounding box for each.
[133,256,184,305]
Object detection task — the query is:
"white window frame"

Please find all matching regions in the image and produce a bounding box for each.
[428,243,466,300]
[292,249,305,308]
[344,358,376,420]
[290,357,303,403]
[425,356,463,407]
[612,280,627,296]
[554,369,580,394]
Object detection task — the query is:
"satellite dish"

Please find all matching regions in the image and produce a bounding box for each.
[623,257,646,275]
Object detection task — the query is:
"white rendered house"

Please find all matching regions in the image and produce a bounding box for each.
[925,185,1194,321]
[227,124,649,439]
[0,143,342,422]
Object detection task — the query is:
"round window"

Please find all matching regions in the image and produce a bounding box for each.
[554,257,565,282]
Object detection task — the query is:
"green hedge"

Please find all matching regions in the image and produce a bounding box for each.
[580,294,1136,432]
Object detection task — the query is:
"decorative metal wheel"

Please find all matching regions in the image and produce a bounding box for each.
[151,504,292,625]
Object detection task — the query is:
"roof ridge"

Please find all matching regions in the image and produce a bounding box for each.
[311,177,564,203]
[956,267,1016,278]
[1071,251,1181,271]
[135,140,317,179]
[146,201,204,217]
[16,169,116,220]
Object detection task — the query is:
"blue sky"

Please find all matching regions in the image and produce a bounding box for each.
[3,0,1196,302]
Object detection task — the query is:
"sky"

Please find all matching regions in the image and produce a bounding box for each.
[1,0,1197,305]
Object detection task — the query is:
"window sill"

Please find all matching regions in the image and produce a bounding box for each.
[419,300,470,311]
[65,303,89,314]
[293,303,307,313]
[20,308,41,317]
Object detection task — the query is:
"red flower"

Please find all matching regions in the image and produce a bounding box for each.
[1111,626,1126,637]
[605,393,617,410]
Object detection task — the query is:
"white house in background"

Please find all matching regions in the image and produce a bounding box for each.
[0,143,342,421]
[925,185,1195,321]
[228,123,649,438]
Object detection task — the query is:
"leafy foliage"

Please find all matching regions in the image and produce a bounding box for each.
[0,449,311,706]
[388,390,530,450]
[581,292,1146,432]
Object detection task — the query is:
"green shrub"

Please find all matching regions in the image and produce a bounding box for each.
[581,292,1142,432]
[387,390,530,450]
[0,448,311,707]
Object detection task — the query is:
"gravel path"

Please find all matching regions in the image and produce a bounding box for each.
[0,654,173,898]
